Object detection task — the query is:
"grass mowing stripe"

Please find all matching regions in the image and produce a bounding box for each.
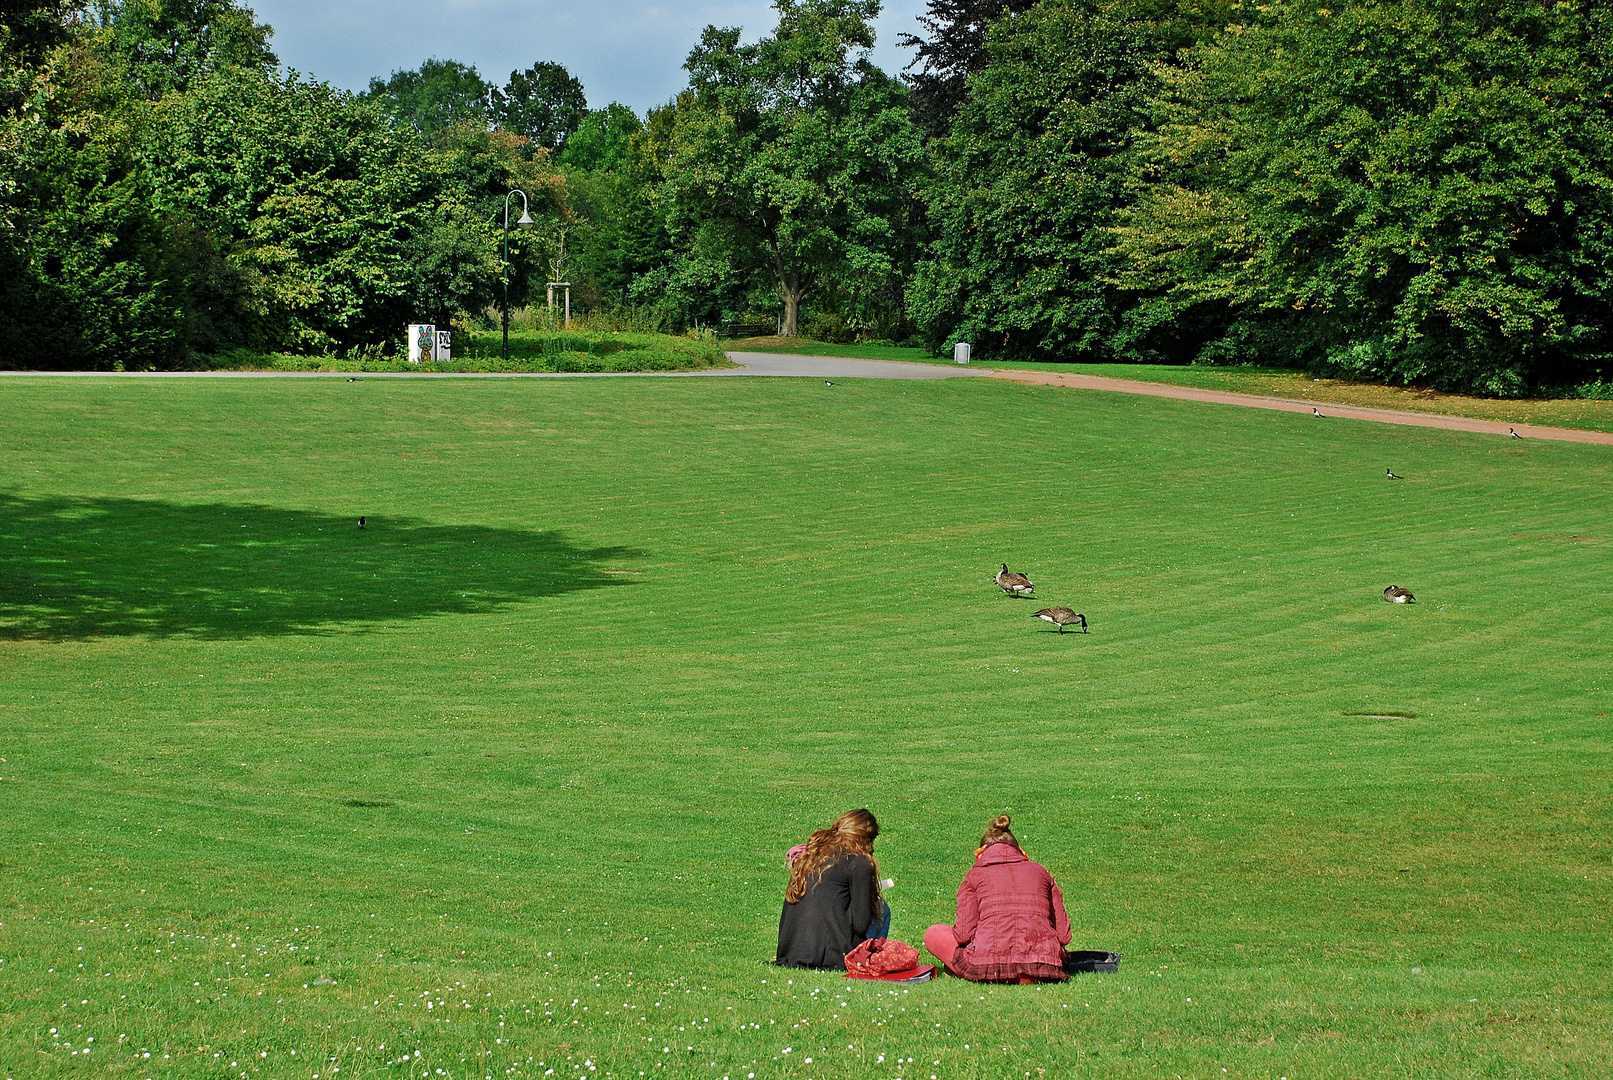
[0,375,1608,1078]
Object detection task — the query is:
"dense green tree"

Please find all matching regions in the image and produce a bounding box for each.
[897,0,1038,136]
[146,69,501,352]
[909,0,1231,361]
[94,0,276,100]
[663,0,926,336]
[559,102,641,171]
[0,32,185,368]
[494,60,586,151]
[1115,0,1613,393]
[365,58,492,139]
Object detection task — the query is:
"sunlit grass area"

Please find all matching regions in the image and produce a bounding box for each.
[1,375,1609,1078]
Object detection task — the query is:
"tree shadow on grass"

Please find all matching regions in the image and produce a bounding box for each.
[0,493,641,641]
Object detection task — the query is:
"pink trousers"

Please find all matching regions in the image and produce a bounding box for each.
[924,924,962,970]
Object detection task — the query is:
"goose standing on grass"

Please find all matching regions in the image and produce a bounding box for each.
[1384,585,1415,604]
[996,564,1035,597]
[1034,607,1087,633]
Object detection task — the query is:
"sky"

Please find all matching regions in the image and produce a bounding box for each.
[250,1,933,112]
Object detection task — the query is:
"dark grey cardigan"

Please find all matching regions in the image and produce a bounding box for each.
[775,852,876,970]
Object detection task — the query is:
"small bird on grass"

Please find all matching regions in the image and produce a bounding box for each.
[346,377,357,383]
[358,516,366,529]
[1386,468,1404,479]
[826,381,833,387]
[1313,407,1324,417]
[996,563,1035,597]
[1384,585,1415,603]
[1510,428,1522,439]
[1034,607,1087,633]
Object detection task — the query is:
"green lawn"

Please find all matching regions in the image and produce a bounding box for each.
[2,375,1609,1079]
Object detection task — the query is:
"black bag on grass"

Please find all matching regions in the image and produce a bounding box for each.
[1064,950,1120,974]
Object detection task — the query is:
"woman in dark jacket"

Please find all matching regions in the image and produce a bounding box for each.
[776,808,888,969]
[923,814,1072,983]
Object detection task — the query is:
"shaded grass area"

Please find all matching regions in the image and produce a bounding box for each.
[210,330,733,374]
[0,376,1609,1078]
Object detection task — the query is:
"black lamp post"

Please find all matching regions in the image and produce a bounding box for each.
[503,189,537,361]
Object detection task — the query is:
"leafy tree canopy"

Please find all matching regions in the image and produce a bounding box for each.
[664,0,926,336]
[494,60,587,150]
[559,102,642,171]
[897,0,1037,136]
[94,0,277,99]
[365,57,493,139]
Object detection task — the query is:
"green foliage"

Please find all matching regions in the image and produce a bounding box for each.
[94,0,276,100]
[364,57,493,139]
[659,0,928,337]
[558,101,642,171]
[0,35,186,369]
[909,0,1232,362]
[1113,0,1613,393]
[493,60,587,151]
[144,69,502,353]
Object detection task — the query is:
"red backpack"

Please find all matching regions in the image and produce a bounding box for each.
[844,937,921,977]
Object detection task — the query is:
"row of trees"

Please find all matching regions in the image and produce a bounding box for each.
[4,0,1612,392]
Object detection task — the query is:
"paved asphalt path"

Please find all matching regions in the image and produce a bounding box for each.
[4,350,1608,445]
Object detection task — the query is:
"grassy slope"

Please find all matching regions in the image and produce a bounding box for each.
[1,377,1610,1079]
[728,340,1613,433]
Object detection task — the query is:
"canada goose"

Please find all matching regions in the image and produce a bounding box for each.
[1034,607,1087,633]
[1386,468,1404,479]
[358,516,366,529]
[1383,585,1415,603]
[996,564,1035,596]
[1510,428,1522,439]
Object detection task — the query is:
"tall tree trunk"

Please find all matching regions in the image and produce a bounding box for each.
[777,265,803,337]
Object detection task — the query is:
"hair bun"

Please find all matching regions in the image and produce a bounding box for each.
[991,814,1012,830]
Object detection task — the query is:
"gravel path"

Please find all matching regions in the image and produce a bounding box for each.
[5,350,1607,445]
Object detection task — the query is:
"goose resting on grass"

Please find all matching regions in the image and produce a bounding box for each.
[1384,585,1415,604]
[996,564,1035,597]
[1034,607,1087,633]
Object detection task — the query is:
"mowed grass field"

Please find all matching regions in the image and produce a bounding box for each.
[1,375,1609,1080]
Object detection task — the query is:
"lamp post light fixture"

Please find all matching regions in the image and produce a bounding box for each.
[502,189,537,361]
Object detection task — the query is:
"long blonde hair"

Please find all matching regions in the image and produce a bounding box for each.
[785,809,881,918]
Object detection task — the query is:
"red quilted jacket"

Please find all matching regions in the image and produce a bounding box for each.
[950,843,1071,982]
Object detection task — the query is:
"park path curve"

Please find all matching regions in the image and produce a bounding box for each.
[975,366,1613,446]
[3,350,1608,445]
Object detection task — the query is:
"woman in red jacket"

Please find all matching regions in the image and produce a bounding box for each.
[923,814,1072,982]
